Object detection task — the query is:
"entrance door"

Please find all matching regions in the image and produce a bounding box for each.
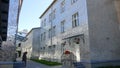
[61,51,76,68]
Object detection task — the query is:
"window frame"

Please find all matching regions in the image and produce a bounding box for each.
[43,32,46,40]
[52,26,56,36]
[41,33,43,41]
[44,19,46,26]
[72,12,79,28]
[71,0,78,4]
[61,0,65,13]
[48,28,51,38]
[61,20,65,33]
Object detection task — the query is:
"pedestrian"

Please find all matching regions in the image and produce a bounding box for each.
[22,51,27,66]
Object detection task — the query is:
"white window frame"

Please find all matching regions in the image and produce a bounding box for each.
[41,33,43,41]
[52,26,56,36]
[49,9,56,22]
[72,12,79,28]
[41,21,44,27]
[61,20,65,33]
[44,32,46,40]
[61,0,65,13]
[44,19,46,26]
[48,29,51,38]
[49,13,52,22]
[53,9,56,20]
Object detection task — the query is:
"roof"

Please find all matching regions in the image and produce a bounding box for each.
[39,0,57,18]
[25,27,41,37]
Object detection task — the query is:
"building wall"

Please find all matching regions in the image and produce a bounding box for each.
[0,0,9,41]
[22,28,40,59]
[40,0,90,62]
[87,0,120,61]
[22,31,33,59]
[32,28,40,59]
[114,0,120,30]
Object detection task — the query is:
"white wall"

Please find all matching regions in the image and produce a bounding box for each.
[39,0,90,62]
[21,31,33,59]
[32,28,40,58]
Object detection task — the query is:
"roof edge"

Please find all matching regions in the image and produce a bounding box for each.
[39,0,57,19]
[25,27,41,37]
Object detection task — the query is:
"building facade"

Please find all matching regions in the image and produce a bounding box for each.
[21,28,40,59]
[0,0,9,41]
[39,0,120,67]
[0,0,23,42]
[7,0,23,43]
[0,0,23,61]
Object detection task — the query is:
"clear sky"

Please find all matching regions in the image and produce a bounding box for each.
[18,0,53,32]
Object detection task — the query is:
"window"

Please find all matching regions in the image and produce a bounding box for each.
[48,29,51,38]
[49,46,52,49]
[43,47,45,50]
[53,9,56,19]
[52,26,56,36]
[72,12,79,28]
[41,47,42,50]
[44,32,46,40]
[71,0,78,4]
[41,34,43,41]
[41,19,46,27]
[49,13,52,22]
[49,9,56,22]
[44,19,46,26]
[41,21,44,27]
[61,20,65,33]
[61,0,65,13]
[53,45,56,48]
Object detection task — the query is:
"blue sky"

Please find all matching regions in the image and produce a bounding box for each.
[18,0,53,32]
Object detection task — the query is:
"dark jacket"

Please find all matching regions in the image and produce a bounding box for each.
[22,52,27,62]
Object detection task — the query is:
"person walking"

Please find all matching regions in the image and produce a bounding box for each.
[22,51,27,66]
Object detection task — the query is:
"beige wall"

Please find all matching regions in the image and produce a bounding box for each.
[87,0,120,61]
[114,0,120,29]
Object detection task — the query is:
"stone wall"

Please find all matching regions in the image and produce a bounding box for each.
[0,41,15,61]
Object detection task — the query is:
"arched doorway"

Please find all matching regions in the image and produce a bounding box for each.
[61,50,76,68]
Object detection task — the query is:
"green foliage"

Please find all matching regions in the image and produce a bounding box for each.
[30,59,62,66]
